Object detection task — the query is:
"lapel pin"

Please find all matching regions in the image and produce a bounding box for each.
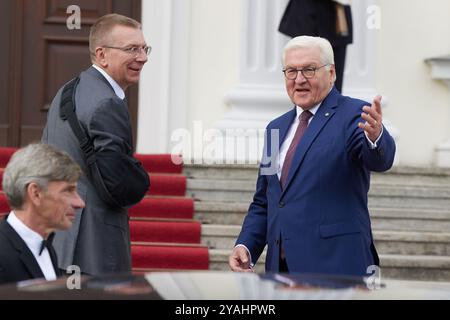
[325,113,330,117]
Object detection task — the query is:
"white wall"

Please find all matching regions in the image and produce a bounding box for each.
[187,0,241,131]
[138,0,450,167]
[376,0,450,166]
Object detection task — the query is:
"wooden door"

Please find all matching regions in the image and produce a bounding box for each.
[0,0,141,147]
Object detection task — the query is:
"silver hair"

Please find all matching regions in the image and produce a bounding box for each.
[282,36,336,82]
[2,143,82,209]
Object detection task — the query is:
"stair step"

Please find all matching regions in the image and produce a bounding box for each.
[130,220,201,244]
[188,179,450,208]
[134,153,183,174]
[131,243,209,270]
[0,148,17,167]
[195,201,450,232]
[185,164,450,181]
[129,196,194,219]
[189,178,450,194]
[208,249,450,281]
[184,164,259,181]
[380,254,450,282]
[201,225,450,256]
[147,174,186,196]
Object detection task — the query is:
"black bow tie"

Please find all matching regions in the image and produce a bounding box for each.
[39,232,55,256]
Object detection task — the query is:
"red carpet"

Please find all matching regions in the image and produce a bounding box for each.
[129,196,194,219]
[131,244,209,270]
[0,147,209,271]
[0,194,8,216]
[130,220,201,243]
[0,169,3,190]
[135,154,183,174]
[0,148,17,168]
[147,174,186,196]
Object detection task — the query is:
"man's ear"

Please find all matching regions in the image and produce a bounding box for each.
[95,47,108,68]
[26,182,43,207]
[329,64,336,85]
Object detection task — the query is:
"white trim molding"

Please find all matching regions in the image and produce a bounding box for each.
[137,0,191,154]
[426,55,450,167]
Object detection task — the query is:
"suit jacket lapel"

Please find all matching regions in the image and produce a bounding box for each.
[281,88,340,193]
[47,245,61,277]
[0,219,45,279]
[277,108,298,152]
[267,108,297,195]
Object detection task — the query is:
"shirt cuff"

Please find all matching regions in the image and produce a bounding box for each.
[235,244,254,267]
[365,125,384,149]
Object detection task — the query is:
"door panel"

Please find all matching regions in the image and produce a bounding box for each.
[0,0,141,147]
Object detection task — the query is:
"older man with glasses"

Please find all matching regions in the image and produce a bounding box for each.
[230,36,396,277]
[42,13,150,277]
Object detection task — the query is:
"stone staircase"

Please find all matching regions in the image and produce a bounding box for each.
[185,164,450,281]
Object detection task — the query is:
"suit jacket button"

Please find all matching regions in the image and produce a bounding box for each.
[279,202,285,208]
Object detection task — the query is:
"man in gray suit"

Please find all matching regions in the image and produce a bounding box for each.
[42,14,150,276]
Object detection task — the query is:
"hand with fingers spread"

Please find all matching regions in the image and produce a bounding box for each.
[229,246,254,272]
[358,95,383,143]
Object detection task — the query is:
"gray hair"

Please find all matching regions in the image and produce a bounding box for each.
[2,143,82,209]
[282,36,336,82]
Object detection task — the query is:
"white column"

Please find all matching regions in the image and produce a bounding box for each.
[342,0,378,99]
[217,0,291,132]
[426,55,450,167]
[137,0,191,154]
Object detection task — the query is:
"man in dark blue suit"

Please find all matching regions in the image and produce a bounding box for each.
[229,36,395,276]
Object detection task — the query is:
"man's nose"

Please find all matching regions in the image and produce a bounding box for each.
[73,192,85,209]
[295,71,307,83]
[136,49,148,63]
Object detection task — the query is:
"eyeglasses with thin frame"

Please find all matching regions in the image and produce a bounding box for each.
[103,45,152,57]
[282,64,329,80]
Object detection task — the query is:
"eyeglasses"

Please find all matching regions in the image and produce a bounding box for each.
[282,64,329,80]
[103,45,152,57]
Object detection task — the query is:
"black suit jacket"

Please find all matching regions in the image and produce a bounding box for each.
[279,0,353,47]
[0,218,61,285]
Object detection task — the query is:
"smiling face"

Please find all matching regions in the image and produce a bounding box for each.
[284,46,335,110]
[36,181,85,233]
[97,25,148,90]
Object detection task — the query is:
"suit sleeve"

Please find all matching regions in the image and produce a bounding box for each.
[88,97,133,155]
[235,127,273,264]
[346,104,396,172]
[236,171,268,265]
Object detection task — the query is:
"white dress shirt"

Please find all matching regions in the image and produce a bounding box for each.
[92,64,125,100]
[7,212,57,281]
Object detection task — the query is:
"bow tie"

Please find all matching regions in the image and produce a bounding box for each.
[39,232,55,256]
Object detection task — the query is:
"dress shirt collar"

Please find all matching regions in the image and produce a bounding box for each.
[7,211,44,256]
[92,64,126,100]
[295,102,321,119]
